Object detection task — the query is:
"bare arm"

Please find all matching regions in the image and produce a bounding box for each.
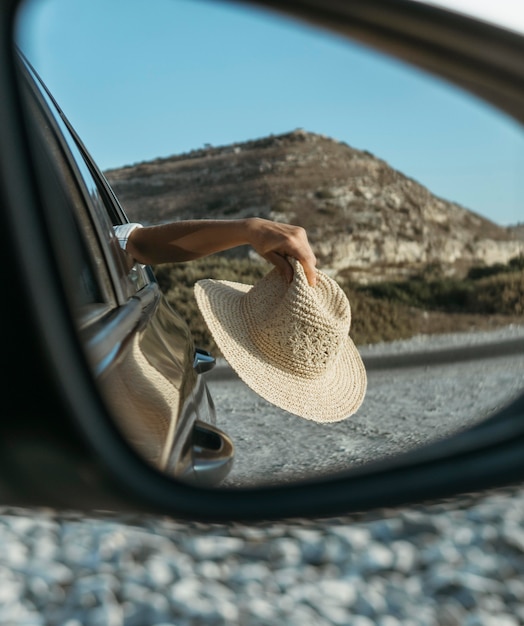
[126,217,317,285]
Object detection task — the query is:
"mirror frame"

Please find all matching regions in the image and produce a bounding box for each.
[1,0,524,521]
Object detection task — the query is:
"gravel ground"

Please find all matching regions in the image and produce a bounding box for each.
[1,487,524,626]
[209,324,524,487]
[1,326,524,625]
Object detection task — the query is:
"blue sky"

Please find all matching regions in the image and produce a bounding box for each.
[16,0,523,225]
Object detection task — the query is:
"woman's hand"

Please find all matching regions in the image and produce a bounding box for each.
[244,217,317,286]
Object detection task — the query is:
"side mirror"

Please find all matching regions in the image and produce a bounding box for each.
[3,0,524,522]
[193,348,216,375]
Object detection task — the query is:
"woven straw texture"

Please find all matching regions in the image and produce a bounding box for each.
[194,258,367,423]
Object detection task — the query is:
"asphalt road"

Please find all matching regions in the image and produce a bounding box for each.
[206,329,524,488]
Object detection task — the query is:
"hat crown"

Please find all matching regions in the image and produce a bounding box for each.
[243,259,351,379]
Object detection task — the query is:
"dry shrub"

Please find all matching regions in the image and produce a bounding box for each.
[342,286,417,346]
[468,272,524,315]
[153,257,523,356]
[153,257,270,355]
[154,257,419,353]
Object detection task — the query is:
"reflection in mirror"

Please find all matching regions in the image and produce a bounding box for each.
[16,0,524,488]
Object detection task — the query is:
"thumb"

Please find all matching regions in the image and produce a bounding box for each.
[264,251,293,283]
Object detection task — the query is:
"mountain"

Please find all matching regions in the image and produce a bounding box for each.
[104,129,522,282]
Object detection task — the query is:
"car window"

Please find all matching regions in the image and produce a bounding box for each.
[22,55,151,308]
[20,68,114,324]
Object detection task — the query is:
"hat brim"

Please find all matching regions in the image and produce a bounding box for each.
[195,279,367,423]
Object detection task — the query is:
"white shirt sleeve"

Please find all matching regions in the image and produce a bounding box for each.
[114,223,143,251]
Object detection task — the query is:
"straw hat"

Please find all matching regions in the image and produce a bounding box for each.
[194,258,367,423]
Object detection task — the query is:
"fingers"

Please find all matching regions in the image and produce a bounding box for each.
[301,257,318,287]
[265,251,294,284]
[265,251,317,287]
[281,226,317,286]
[246,218,317,286]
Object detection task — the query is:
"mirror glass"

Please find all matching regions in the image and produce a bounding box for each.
[16,0,524,488]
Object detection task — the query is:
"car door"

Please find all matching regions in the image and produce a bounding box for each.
[18,53,234,487]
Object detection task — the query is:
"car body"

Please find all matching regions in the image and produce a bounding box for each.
[15,52,234,488]
[1,0,523,521]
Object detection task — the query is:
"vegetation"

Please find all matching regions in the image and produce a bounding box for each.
[154,257,270,355]
[153,255,524,355]
[357,255,524,316]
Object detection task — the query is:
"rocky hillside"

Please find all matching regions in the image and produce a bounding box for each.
[105,129,522,282]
